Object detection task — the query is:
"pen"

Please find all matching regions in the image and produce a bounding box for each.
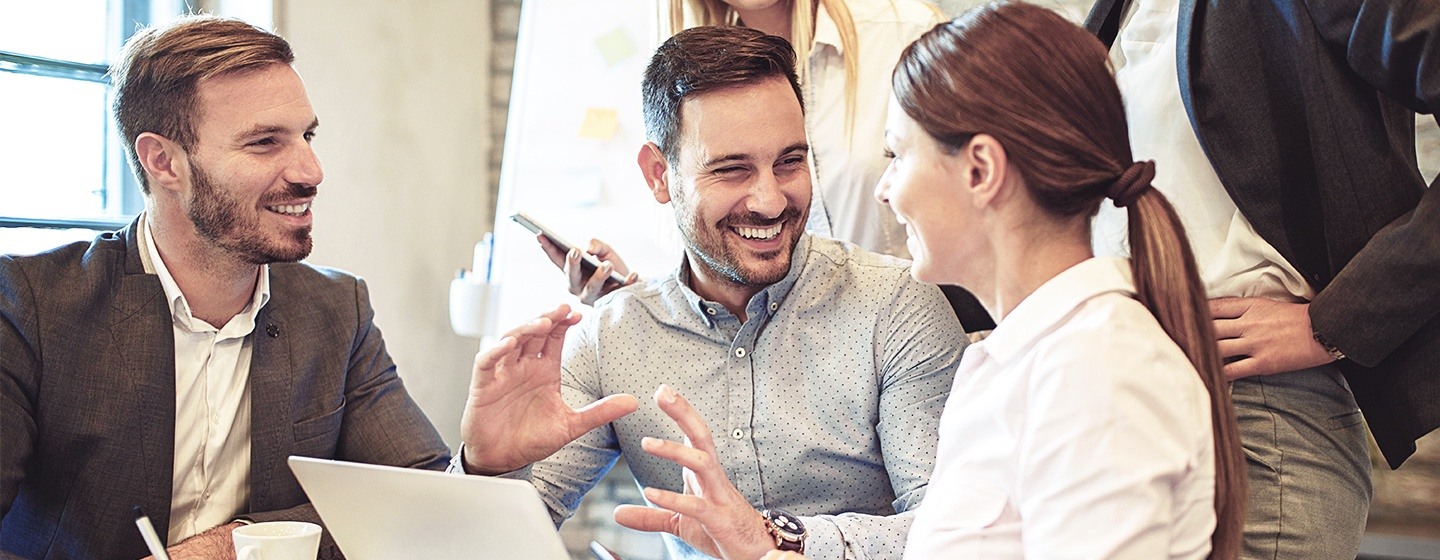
[132,506,171,560]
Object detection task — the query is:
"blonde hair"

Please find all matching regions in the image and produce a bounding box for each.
[662,0,860,132]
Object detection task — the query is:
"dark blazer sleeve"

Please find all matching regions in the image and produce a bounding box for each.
[1304,0,1440,367]
[0,255,40,525]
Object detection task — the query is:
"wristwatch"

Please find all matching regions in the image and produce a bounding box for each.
[762,508,806,553]
[1313,329,1346,361]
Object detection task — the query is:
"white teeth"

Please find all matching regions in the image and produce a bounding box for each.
[267,202,311,216]
[735,224,782,240]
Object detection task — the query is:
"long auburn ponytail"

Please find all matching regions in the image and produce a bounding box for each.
[892,3,1245,557]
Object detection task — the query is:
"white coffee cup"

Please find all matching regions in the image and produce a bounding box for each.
[232,521,322,560]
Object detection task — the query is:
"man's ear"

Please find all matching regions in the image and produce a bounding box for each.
[636,142,672,204]
[963,134,1010,209]
[134,132,188,193]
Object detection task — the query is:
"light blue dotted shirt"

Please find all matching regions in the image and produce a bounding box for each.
[534,234,967,559]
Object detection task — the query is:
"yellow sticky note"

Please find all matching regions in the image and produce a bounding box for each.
[595,27,637,67]
[578,108,620,140]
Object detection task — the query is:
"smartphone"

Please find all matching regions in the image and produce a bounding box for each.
[510,211,629,285]
[589,541,623,560]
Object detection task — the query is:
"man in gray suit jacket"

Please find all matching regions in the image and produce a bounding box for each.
[0,16,450,559]
[1084,0,1440,557]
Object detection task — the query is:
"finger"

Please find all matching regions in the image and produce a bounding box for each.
[1212,317,1243,340]
[623,271,640,286]
[1216,337,1249,360]
[540,308,581,359]
[581,262,613,304]
[641,436,715,475]
[613,504,680,534]
[537,234,567,268]
[517,317,556,358]
[654,385,718,455]
[1223,357,1264,381]
[643,486,711,520]
[1208,297,1250,319]
[570,394,640,437]
[472,336,519,376]
[564,249,587,296]
[587,238,611,258]
[760,552,810,560]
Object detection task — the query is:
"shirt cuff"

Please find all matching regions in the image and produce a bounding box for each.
[796,515,844,559]
[447,443,533,480]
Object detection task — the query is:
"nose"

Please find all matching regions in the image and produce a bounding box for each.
[874,165,893,205]
[286,143,325,187]
[745,170,787,218]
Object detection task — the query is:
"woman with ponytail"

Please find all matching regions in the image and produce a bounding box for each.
[863,2,1244,558]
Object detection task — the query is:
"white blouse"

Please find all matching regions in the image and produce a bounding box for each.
[904,257,1217,559]
[803,0,943,259]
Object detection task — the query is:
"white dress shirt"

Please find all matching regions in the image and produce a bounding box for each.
[1092,0,1313,301]
[904,257,1216,559]
[803,0,943,258]
[139,216,269,543]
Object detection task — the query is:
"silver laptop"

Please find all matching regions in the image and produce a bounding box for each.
[287,456,571,560]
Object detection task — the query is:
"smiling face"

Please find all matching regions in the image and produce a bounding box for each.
[664,76,811,291]
[181,62,322,264]
[876,98,982,285]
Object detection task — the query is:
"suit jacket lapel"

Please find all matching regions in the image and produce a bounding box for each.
[1084,0,1126,46]
[248,299,291,512]
[112,221,179,536]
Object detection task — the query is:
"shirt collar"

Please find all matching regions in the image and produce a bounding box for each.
[672,233,813,327]
[812,2,843,54]
[140,212,272,334]
[980,256,1137,366]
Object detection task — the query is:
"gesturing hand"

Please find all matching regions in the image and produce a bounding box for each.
[1210,297,1336,380]
[613,385,777,560]
[460,305,638,475]
[536,234,639,306]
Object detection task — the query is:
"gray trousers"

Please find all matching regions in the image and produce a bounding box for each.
[1232,364,1373,560]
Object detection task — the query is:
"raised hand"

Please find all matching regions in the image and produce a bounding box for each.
[613,385,776,560]
[459,305,638,474]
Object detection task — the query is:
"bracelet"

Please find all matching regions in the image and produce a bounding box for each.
[1312,329,1346,361]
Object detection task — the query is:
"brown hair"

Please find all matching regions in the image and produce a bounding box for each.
[641,25,804,163]
[662,0,860,129]
[110,14,294,193]
[893,3,1245,557]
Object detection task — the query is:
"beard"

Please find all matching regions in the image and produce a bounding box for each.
[188,161,315,264]
[677,199,806,288]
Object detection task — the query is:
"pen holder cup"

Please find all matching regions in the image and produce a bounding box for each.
[449,277,500,339]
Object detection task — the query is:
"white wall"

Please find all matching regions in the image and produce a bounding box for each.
[278,0,492,445]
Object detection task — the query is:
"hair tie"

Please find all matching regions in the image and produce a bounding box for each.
[1108,160,1156,207]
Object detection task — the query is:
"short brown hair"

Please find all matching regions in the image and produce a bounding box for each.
[110,15,294,193]
[641,25,803,163]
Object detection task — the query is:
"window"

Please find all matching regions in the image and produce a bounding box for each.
[0,1,286,255]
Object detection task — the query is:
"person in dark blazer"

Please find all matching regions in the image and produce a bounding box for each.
[0,16,450,560]
[1083,0,1440,557]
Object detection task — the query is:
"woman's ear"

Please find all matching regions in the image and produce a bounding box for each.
[636,142,672,204]
[134,132,188,194]
[962,134,1009,208]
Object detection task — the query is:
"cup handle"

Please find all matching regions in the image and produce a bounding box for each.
[236,544,260,560]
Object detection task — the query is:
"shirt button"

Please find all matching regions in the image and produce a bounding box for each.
[734,347,747,358]
[769,302,778,311]
[211,413,220,424]
[731,429,745,440]
[705,307,717,315]
[203,492,211,501]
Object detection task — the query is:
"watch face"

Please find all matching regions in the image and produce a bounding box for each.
[765,508,806,539]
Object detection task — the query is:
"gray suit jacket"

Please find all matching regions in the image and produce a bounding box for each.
[1085,0,1440,467]
[0,221,451,559]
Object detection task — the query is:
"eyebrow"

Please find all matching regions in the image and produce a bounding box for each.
[701,142,809,167]
[235,117,320,140]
